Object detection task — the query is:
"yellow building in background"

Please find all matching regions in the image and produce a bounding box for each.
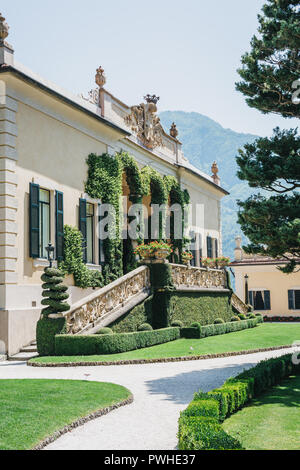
[231,236,300,318]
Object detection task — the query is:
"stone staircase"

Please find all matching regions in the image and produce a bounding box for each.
[8,340,38,362]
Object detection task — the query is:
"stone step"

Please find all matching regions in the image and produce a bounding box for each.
[20,345,37,353]
[8,352,39,362]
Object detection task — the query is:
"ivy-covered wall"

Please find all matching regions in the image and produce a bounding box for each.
[110,296,153,333]
[169,292,234,326]
[109,291,235,332]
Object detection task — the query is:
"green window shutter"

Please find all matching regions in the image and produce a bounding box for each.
[288,290,295,310]
[215,239,218,258]
[249,291,254,307]
[55,191,64,262]
[264,290,271,310]
[79,198,87,263]
[98,204,105,265]
[29,183,40,258]
[207,236,213,258]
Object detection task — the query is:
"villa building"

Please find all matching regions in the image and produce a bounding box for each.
[231,236,300,318]
[0,14,228,356]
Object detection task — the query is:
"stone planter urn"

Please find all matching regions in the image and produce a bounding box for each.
[154,249,170,260]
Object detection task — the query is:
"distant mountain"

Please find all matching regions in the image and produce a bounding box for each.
[159,111,259,258]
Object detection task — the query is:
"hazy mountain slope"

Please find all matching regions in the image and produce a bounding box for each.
[159,111,258,258]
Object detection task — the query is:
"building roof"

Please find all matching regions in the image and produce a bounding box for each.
[0,60,229,195]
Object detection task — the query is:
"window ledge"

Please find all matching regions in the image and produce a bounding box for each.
[33,258,58,268]
[86,263,102,272]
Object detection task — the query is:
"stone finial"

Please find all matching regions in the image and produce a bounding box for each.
[211,161,220,186]
[170,122,178,139]
[0,13,9,42]
[234,236,243,261]
[95,66,106,88]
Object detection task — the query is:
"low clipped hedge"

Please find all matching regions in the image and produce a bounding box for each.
[55,327,180,356]
[178,353,300,450]
[180,317,260,339]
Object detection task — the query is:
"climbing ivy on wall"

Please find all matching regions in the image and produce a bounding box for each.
[83,151,190,281]
[59,225,104,288]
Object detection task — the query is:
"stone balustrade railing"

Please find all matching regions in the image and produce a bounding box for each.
[230,292,249,315]
[170,263,228,291]
[50,265,151,335]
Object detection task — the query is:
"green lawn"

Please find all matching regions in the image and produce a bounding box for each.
[30,323,300,365]
[0,379,131,450]
[223,375,300,450]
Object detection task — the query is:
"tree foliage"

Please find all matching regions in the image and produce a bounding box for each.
[236,0,300,118]
[236,0,300,272]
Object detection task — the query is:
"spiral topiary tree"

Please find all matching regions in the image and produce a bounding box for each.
[37,267,70,356]
[41,267,70,316]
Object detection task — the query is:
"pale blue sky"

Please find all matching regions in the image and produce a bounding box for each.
[2,0,298,136]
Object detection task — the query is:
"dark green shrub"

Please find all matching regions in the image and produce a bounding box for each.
[137,323,153,331]
[41,267,70,316]
[36,317,67,356]
[181,399,219,420]
[213,318,225,324]
[190,322,201,328]
[238,314,247,320]
[248,313,256,319]
[180,327,201,339]
[55,327,180,356]
[96,327,113,335]
[231,316,240,322]
[171,320,183,328]
[178,416,242,450]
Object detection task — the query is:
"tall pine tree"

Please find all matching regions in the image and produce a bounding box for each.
[236,0,300,272]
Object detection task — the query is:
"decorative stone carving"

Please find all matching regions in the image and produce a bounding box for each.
[170,264,227,290]
[211,161,220,186]
[230,292,249,315]
[95,66,106,88]
[170,122,178,139]
[65,266,150,335]
[125,95,164,150]
[0,13,9,42]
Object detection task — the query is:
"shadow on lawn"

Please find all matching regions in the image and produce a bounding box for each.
[145,361,257,405]
[247,376,300,409]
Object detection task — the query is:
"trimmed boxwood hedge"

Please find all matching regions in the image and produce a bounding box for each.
[36,317,67,356]
[180,317,260,339]
[55,327,180,356]
[178,353,300,450]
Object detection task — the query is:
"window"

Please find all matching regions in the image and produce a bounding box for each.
[29,183,51,259]
[39,189,51,258]
[79,198,96,264]
[207,236,213,258]
[30,183,64,261]
[86,203,94,264]
[288,290,300,310]
[249,290,271,311]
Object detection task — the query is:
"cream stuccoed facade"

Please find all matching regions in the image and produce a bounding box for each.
[231,236,300,318]
[0,16,228,356]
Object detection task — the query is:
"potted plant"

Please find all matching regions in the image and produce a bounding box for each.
[202,258,216,269]
[216,256,230,268]
[182,251,193,266]
[150,241,172,260]
[134,243,152,260]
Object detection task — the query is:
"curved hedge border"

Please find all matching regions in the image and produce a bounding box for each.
[178,353,300,450]
[28,344,296,368]
[32,395,133,450]
[55,327,180,356]
[181,317,261,339]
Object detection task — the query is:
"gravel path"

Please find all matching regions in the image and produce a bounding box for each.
[1,347,299,450]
